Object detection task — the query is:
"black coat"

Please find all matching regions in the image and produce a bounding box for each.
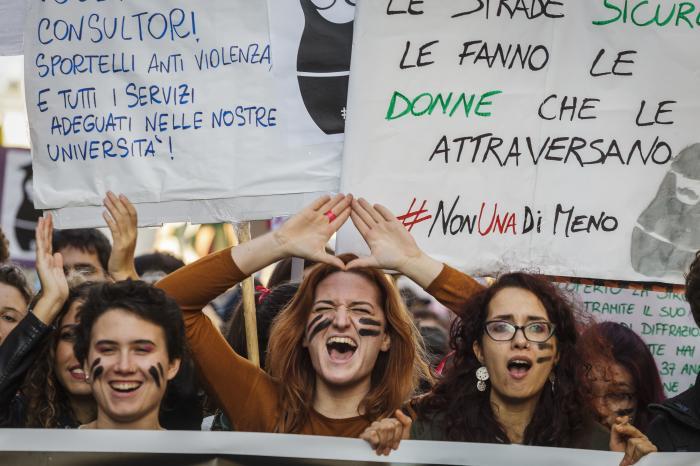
[648,374,700,452]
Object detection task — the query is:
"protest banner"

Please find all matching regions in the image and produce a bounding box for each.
[563,282,696,396]
[339,0,700,284]
[267,0,355,143]
[2,429,697,466]
[23,0,343,228]
[0,147,40,264]
[0,0,25,56]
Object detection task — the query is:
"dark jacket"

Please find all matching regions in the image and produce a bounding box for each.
[0,313,51,427]
[648,373,700,452]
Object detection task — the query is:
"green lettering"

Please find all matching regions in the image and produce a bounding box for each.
[386,91,411,120]
[593,0,624,26]
[474,90,502,117]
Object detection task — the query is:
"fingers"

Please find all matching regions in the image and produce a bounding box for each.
[350,210,370,237]
[329,204,351,231]
[374,203,398,223]
[353,198,380,226]
[318,193,349,216]
[345,256,378,270]
[395,409,413,432]
[309,194,332,211]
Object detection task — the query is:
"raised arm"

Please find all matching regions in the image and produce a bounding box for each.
[0,214,68,424]
[156,195,352,432]
[349,198,483,313]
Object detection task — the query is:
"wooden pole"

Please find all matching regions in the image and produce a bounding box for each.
[235,221,260,368]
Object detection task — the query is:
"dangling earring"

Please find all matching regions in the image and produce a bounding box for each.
[549,372,556,393]
[476,366,489,392]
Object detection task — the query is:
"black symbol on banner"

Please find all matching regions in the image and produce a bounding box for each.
[14,164,41,252]
[297,0,355,135]
[631,144,700,277]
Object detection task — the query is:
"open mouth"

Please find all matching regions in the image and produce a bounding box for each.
[326,336,357,362]
[507,358,532,379]
[109,381,143,393]
[68,365,86,381]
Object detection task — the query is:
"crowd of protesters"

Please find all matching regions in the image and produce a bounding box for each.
[0,192,698,464]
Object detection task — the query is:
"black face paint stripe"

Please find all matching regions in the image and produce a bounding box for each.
[149,366,162,388]
[359,329,381,337]
[537,342,554,350]
[157,362,164,377]
[90,358,101,373]
[307,314,325,332]
[358,318,381,327]
[307,318,332,342]
[92,366,104,380]
[536,356,553,363]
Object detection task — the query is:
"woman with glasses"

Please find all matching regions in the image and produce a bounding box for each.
[350,200,657,463]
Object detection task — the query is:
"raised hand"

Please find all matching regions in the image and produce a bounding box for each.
[359,409,412,456]
[232,194,352,276]
[348,198,442,287]
[33,214,69,324]
[610,416,658,466]
[103,192,139,281]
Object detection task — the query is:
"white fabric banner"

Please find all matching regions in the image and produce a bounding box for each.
[23,0,342,227]
[0,429,697,465]
[0,0,25,56]
[339,1,700,284]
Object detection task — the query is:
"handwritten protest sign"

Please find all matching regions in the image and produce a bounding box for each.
[23,0,342,227]
[339,1,700,284]
[563,283,696,396]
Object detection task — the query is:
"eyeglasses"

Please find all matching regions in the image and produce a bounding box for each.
[484,320,556,343]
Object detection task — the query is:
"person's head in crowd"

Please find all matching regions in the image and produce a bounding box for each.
[0,264,32,346]
[419,324,449,369]
[416,272,588,447]
[134,252,185,284]
[266,254,430,433]
[578,322,664,432]
[687,251,700,327]
[52,228,111,282]
[412,309,443,330]
[224,282,299,365]
[23,283,96,427]
[267,256,322,288]
[0,227,10,263]
[73,280,184,429]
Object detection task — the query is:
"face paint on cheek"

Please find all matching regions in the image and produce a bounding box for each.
[157,362,164,378]
[358,318,381,327]
[307,318,332,342]
[536,356,553,364]
[307,314,325,333]
[90,358,104,381]
[358,328,381,337]
[148,366,162,389]
[537,342,554,351]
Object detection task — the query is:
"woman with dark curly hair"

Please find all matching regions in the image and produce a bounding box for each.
[412,273,600,446]
[20,283,96,428]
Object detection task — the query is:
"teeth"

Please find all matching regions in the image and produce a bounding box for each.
[70,368,85,375]
[327,336,357,348]
[110,382,141,391]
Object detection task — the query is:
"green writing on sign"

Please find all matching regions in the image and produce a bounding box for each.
[386,90,502,121]
[593,0,700,28]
